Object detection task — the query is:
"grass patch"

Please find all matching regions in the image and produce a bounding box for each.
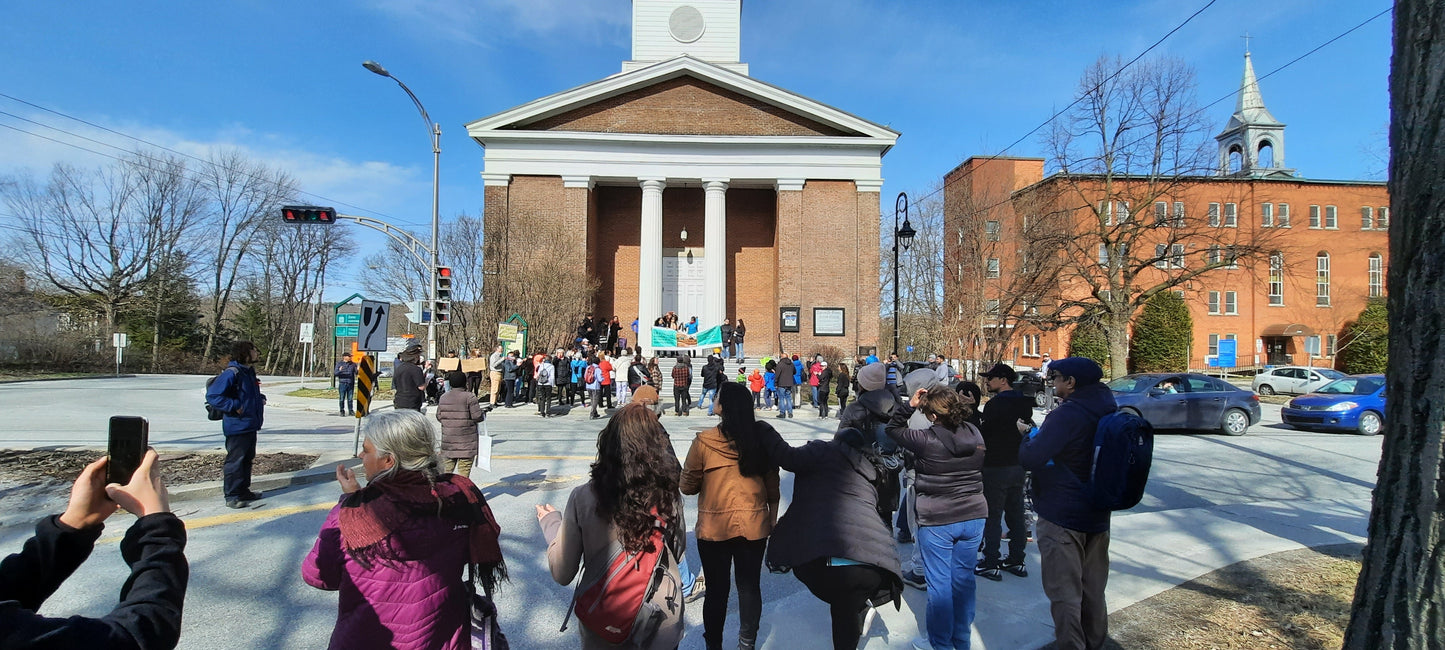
[0,371,110,382]
[287,379,394,400]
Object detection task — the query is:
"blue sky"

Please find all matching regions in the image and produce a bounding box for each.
[0,0,1391,297]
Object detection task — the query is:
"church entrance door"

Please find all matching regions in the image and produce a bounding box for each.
[663,252,706,325]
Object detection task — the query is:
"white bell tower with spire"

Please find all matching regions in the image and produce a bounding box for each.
[624,0,747,75]
[1215,50,1293,177]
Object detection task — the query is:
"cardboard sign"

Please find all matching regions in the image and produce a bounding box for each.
[437,357,461,372]
[461,358,487,373]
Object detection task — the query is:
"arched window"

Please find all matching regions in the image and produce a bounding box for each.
[1268,252,1284,305]
[1316,252,1331,307]
[1228,146,1244,173]
[1368,253,1384,298]
[1257,140,1275,168]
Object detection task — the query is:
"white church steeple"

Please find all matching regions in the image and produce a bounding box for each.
[1215,51,1293,177]
[624,1,748,75]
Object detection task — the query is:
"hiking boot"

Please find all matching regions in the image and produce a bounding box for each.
[901,568,926,589]
[974,560,1002,582]
[1001,558,1028,578]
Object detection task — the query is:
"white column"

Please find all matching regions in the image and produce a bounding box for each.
[638,178,666,356]
[702,179,729,328]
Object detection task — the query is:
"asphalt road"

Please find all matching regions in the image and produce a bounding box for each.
[0,375,1383,648]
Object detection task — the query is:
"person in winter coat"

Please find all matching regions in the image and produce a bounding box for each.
[436,371,486,478]
[570,352,588,407]
[334,353,358,416]
[762,366,777,410]
[0,449,187,649]
[537,404,687,650]
[973,364,1033,581]
[681,383,780,650]
[585,355,605,419]
[514,353,533,405]
[304,410,507,650]
[697,353,724,416]
[535,355,557,418]
[732,319,747,360]
[671,357,693,416]
[791,356,805,406]
[500,351,519,408]
[836,362,901,525]
[747,368,764,408]
[887,386,987,650]
[206,340,268,508]
[835,363,852,413]
[627,354,651,395]
[809,358,824,407]
[816,361,834,418]
[598,351,615,410]
[757,423,904,650]
[1018,357,1117,650]
[774,354,797,418]
[392,344,427,412]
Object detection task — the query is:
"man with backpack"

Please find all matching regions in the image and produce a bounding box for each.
[205,340,267,509]
[1018,356,1118,650]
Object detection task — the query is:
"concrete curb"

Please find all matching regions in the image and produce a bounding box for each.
[0,374,136,385]
[168,453,360,503]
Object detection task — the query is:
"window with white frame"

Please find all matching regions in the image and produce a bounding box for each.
[1171,243,1185,268]
[1369,253,1384,297]
[1309,204,1321,228]
[1098,201,1130,225]
[1208,244,1223,266]
[1225,291,1237,315]
[1278,203,1291,227]
[986,258,1000,278]
[986,299,1000,316]
[1208,291,1220,314]
[985,221,1000,241]
[1155,244,1168,268]
[1173,201,1185,227]
[1269,252,1284,305]
[1208,333,1219,357]
[1327,334,1337,356]
[1208,202,1220,227]
[1316,252,1331,306]
[1361,206,1374,229]
[1098,244,1110,266]
[1325,205,1338,229]
[1377,206,1389,229]
[1223,202,1237,227]
[1226,245,1238,269]
[1154,201,1167,226]
[1261,202,1274,227]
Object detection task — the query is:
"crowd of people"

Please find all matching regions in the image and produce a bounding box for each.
[7,335,1116,650]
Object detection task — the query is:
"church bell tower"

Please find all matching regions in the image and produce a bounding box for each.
[624,0,748,75]
[1215,51,1294,177]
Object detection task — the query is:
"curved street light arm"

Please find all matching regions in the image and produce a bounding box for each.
[387,77,441,153]
[336,213,433,268]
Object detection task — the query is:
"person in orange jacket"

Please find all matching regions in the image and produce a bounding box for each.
[748,368,765,409]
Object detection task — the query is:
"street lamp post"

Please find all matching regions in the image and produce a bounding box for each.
[363,60,442,362]
[892,192,916,359]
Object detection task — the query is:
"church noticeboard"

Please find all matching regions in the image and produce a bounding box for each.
[779,307,800,333]
[813,308,845,337]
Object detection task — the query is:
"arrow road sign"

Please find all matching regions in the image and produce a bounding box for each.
[359,300,389,352]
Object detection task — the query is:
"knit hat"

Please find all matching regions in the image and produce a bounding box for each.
[1049,356,1104,385]
[857,363,887,391]
[903,368,943,395]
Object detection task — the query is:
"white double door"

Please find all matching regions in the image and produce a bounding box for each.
[662,252,707,325]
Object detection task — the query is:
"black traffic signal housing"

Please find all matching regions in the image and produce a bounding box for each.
[433,267,452,324]
[281,206,337,224]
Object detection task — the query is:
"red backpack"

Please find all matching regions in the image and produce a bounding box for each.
[585,364,597,385]
[561,510,681,646]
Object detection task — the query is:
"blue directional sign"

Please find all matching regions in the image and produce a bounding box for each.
[1217,338,1238,368]
[906,345,914,352]
[334,325,359,338]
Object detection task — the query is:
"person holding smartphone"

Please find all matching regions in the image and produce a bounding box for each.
[206,340,267,508]
[0,448,188,648]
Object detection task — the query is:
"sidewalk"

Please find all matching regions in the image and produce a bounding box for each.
[748,498,1369,650]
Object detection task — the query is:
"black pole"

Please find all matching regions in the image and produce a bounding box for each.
[893,192,908,359]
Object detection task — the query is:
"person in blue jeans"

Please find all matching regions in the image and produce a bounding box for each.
[886,385,987,649]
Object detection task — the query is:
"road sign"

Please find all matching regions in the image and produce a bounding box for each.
[299,323,314,344]
[336,313,360,325]
[355,354,377,418]
[112,332,128,348]
[1218,338,1238,367]
[359,300,389,352]
[334,325,359,338]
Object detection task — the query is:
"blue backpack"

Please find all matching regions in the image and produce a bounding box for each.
[1081,411,1154,511]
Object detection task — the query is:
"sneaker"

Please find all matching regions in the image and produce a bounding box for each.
[860,604,879,636]
[225,499,245,509]
[901,569,926,589]
[974,560,1002,582]
[911,636,934,650]
[1001,558,1028,578]
[685,574,706,603]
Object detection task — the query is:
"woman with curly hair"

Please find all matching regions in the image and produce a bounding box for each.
[537,403,686,649]
[681,382,779,650]
[303,410,507,650]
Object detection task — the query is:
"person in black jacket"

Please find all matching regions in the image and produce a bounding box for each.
[392,344,427,412]
[758,424,902,650]
[975,363,1035,581]
[0,449,187,648]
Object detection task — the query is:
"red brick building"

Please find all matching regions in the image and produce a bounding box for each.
[944,55,1388,371]
[470,1,897,357]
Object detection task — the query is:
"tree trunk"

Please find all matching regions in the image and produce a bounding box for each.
[1342,2,1445,646]
[1105,308,1130,379]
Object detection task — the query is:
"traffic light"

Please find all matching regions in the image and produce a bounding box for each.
[433,267,452,324]
[281,205,337,224]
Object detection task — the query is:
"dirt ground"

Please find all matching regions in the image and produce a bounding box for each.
[0,449,317,487]
[1105,544,1362,650]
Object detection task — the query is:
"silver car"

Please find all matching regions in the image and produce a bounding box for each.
[1251,366,1345,396]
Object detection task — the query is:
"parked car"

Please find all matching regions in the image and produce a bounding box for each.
[1281,374,1386,435]
[1252,366,1346,395]
[1108,373,1262,435]
[1013,369,1050,407]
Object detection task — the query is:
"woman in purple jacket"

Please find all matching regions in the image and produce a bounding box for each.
[303,410,507,650]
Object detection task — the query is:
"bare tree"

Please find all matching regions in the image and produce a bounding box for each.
[477,218,597,353]
[243,218,355,373]
[1342,1,1445,645]
[195,149,297,363]
[1037,55,1283,377]
[879,183,952,360]
[129,154,205,371]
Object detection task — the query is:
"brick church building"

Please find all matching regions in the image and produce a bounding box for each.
[470,1,897,356]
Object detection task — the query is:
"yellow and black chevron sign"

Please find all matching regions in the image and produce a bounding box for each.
[356,354,377,418]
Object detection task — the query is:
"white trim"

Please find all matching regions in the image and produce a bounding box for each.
[481,172,511,187]
[854,179,883,193]
[562,175,596,189]
[775,179,806,192]
[480,139,884,186]
[466,56,899,142]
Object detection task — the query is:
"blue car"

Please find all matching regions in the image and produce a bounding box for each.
[1281,374,1386,435]
[1108,373,1262,436]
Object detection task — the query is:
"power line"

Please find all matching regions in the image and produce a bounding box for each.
[0,92,431,228]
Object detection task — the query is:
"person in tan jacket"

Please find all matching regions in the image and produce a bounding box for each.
[681,382,780,650]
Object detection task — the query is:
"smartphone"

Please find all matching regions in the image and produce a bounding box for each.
[107,416,149,485]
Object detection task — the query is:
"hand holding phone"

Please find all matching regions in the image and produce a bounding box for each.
[106,416,149,486]
[106,449,170,516]
[59,457,119,530]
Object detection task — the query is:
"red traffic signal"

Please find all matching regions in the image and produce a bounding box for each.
[281,205,337,224]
